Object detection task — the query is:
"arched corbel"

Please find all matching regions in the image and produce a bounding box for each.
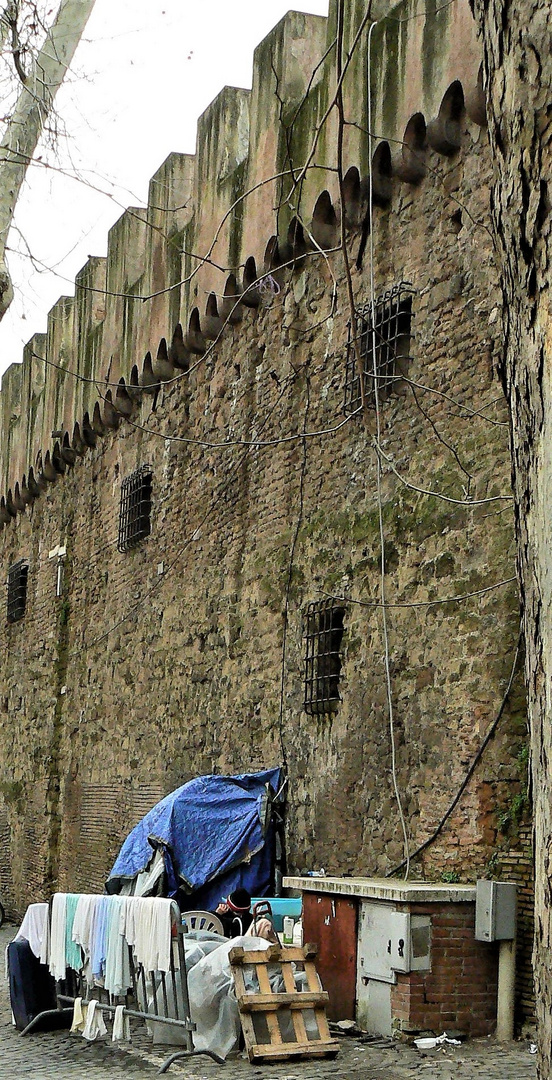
[52,442,66,475]
[264,235,281,272]
[114,378,134,417]
[61,431,77,466]
[34,452,49,489]
[263,235,287,290]
[152,339,175,382]
[371,143,392,206]
[92,401,106,435]
[342,167,361,229]
[72,422,87,456]
[465,63,487,127]
[12,482,27,512]
[102,389,120,429]
[184,308,207,354]
[219,274,243,324]
[42,451,58,482]
[168,323,191,369]
[128,364,142,401]
[0,497,12,524]
[20,474,34,505]
[427,80,465,155]
[241,256,261,308]
[287,217,307,261]
[140,351,159,393]
[26,467,42,498]
[310,190,338,250]
[203,293,224,341]
[393,113,427,183]
[81,413,97,448]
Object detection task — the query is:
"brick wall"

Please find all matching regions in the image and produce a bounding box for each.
[392,903,498,1036]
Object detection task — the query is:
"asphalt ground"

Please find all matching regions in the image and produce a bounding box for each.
[0,922,537,1079]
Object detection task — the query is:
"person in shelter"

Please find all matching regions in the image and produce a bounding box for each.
[215,888,277,941]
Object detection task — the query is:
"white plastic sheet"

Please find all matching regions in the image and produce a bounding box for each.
[150,932,271,1057]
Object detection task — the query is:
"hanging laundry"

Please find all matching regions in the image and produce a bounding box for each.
[48,894,68,981]
[65,894,83,973]
[82,998,107,1041]
[112,1003,131,1042]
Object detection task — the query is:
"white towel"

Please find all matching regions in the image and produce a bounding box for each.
[82,998,107,1041]
[48,894,67,981]
[15,903,49,959]
[125,897,177,974]
[70,996,86,1034]
[112,1003,131,1042]
[39,902,51,967]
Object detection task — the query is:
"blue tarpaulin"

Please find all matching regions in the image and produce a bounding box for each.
[106,768,282,906]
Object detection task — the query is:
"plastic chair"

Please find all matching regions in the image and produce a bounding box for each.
[181,910,224,934]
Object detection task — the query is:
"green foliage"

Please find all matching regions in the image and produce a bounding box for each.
[496,740,531,836]
[441,869,460,884]
[497,786,529,835]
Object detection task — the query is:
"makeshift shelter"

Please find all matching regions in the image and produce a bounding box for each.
[106,768,283,910]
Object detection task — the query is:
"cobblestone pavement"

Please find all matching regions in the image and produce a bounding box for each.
[0,923,537,1079]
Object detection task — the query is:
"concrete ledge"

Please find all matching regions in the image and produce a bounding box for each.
[283,876,477,903]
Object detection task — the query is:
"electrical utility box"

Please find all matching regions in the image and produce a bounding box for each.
[475,880,517,942]
[357,903,432,981]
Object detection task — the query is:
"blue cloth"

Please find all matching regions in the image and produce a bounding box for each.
[91,895,110,978]
[106,768,281,900]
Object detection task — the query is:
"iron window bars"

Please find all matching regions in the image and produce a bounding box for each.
[118,465,152,552]
[304,599,346,716]
[343,281,415,415]
[7,559,28,623]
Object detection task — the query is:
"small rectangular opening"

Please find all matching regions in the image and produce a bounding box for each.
[7,559,28,623]
[118,466,152,552]
[304,600,345,716]
[344,281,414,414]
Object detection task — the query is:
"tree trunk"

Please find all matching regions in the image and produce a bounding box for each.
[0,0,96,317]
[470,1,552,1073]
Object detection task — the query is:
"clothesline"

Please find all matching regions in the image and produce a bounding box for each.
[41,893,180,995]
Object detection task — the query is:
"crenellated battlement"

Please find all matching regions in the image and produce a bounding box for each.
[0,0,484,518]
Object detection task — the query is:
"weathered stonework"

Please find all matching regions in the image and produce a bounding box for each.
[0,0,532,1025]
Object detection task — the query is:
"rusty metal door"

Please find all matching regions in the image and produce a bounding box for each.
[302,892,357,1021]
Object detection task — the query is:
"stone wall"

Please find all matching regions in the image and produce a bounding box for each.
[0,0,532,1025]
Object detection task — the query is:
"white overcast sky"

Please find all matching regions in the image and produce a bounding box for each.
[0,0,329,378]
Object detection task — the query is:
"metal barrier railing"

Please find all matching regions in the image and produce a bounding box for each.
[20,904,225,1073]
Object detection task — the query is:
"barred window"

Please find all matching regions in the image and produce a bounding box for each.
[304,600,345,716]
[118,466,152,552]
[7,559,28,623]
[344,282,414,415]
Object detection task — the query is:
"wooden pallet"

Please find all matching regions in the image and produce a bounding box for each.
[229,942,340,1063]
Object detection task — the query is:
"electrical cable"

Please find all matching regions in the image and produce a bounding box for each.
[367,15,411,879]
[321,576,517,609]
[277,369,311,773]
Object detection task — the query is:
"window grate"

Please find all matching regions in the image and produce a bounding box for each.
[118,466,152,552]
[344,281,415,414]
[7,559,28,623]
[304,599,345,716]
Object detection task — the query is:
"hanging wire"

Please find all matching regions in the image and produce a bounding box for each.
[366,16,411,880]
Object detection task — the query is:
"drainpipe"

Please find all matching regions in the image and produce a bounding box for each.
[496,937,516,1041]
